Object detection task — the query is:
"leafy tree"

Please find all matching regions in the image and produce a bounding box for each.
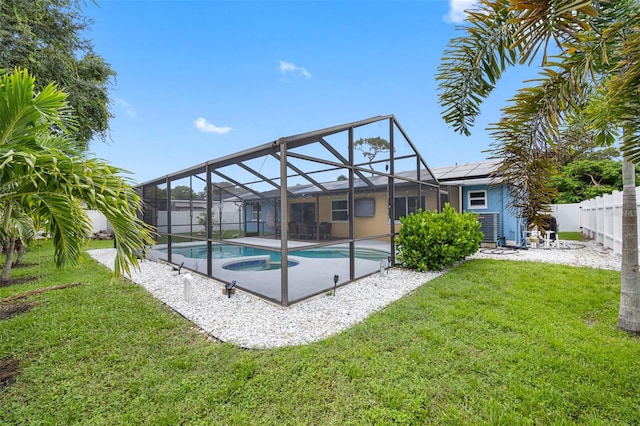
[559,137,621,164]
[146,186,167,201]
[354,137,392,175]
[437,0,640,332]
[0,0,115,149]
[551,159,637,203]
[171,185,197,200]
[0,68,153,282]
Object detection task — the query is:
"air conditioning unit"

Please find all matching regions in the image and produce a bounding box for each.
[477,212,500,244]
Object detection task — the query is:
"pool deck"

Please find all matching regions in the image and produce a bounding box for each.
[149,238,392,304]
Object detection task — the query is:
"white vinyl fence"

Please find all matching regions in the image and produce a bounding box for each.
[86,209,243,237]
[549,203,582,234]
[550,190,640,256]
[578,189,636,255]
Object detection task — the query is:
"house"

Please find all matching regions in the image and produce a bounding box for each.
[238,174,440,240]
[433,160,525,247]
[238,159,524,248]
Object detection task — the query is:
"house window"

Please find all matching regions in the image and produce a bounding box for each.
[468,190,487,209]
[248,204,260,221]
[394,196,424,220]
[331,199,348,221]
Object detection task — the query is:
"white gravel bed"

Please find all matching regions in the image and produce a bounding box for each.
[469,239,622,271]
[88,248,443,349]
[87,239,620,349]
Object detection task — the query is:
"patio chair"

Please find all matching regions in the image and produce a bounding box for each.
[319,222,332,240]
[297,222,314,239]
[526,230,541,248]
[288,221,299,239]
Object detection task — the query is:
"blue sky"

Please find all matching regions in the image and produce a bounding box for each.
[84,0,539,184]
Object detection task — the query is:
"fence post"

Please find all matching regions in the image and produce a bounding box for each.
[614,190,623,254]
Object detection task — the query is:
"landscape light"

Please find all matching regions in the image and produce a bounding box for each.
[333,274,339,296]
[172,262,184,275]
[226,280,237,298]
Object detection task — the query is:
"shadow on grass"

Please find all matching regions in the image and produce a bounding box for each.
[0,305,26,392]
[0,276,39,288]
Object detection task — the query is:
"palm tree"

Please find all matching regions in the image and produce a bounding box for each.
[437,0,640,332]
[0,202,35,281]
[0,68,153,281]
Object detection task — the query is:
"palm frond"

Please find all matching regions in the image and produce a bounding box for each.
[0,68,153,278]
[437,0,516,135]
[437,0,599,136]
[0,69,75,147]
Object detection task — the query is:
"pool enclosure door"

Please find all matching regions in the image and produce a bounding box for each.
[244,202,261,236]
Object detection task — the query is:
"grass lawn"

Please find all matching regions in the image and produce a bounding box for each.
[558,231,587,241]
[1,241,639,424]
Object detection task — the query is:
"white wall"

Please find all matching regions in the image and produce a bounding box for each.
[549,203,581,233]
[87,202,244,237]
[156,208,242,234]
[87,210,111,234]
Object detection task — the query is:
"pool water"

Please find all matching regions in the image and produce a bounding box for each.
[170,244,389,263]
[223,259,300,271]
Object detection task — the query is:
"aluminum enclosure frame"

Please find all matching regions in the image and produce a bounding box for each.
[138,115,440,306]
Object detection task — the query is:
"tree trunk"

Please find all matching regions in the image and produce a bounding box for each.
[618,156,640,332]
[15,239,24,265]
[1,237,16,282]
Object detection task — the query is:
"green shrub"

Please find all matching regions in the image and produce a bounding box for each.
[395,204,483,271]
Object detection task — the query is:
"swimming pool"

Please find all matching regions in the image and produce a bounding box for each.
[168,243,389,263]
[222,258,300,271]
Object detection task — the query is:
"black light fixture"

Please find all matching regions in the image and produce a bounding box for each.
[226,280,237,298]
[172,262,184,275]
[387,255,392,269]
[333,274,339,296]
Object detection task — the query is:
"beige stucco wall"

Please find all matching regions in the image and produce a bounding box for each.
[441,185,462,211]
[289,187,440,239]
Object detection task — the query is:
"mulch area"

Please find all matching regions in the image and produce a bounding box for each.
[0,357,20,392]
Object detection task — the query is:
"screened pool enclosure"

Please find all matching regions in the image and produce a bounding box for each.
[139,115,440,306]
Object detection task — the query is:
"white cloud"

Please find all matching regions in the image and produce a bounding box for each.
[444,0,478,24]
[278,60,312,80]
[114,98,137,118]
[193,117,232,134]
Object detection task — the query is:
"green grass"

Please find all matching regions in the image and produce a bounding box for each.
[558,231,587,241]
[1,241,639,424]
